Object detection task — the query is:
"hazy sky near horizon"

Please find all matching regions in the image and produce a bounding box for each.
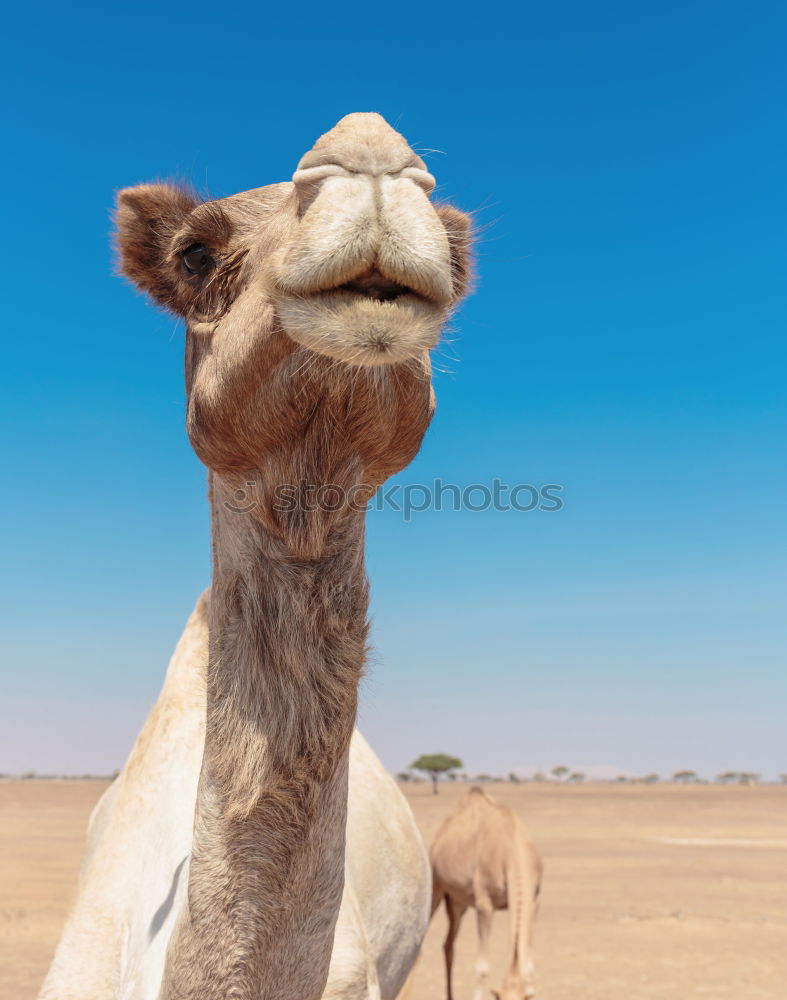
[2,1,785,780]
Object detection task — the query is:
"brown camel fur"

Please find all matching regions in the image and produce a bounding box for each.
[430,787,543,1000]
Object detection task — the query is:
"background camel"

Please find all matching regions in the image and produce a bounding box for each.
[430,787,542,1000]
[38,113,472,1000]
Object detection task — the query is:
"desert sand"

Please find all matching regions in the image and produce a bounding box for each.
[1,779,785,1000]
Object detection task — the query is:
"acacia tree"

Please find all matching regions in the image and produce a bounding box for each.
[551,765,570,782]
[410,754,463,794]
[673,770,698,784]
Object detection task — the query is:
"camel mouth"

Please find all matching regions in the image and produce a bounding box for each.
[277,278,444,367]
[334,269,416,303]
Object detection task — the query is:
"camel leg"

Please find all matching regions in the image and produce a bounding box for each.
[399,885,447,1000]
[399,884,444,1000]
[443,897,466,1000]
[473,900,494,1000]
[518,895,539,1000]
[504,882,540,1000]
[396,957,419,1000]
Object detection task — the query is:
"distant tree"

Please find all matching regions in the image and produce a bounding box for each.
[551,765,570,782]
[448,771,458,781]
[673,770,698,784]
[475,773,493,784]
[738,772,759,785]
[410,754,463,794]
[716,771,739,785]
[508,772,521,784]
[567,772,585,784]
[532,771,546,783]
[396,771,412,783]
[20,771,36,780]
[779,773,787,784]
[642,773,660,784]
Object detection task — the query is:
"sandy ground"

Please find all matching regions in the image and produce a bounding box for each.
[1,780,786,1000]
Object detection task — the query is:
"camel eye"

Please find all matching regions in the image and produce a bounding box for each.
[182,243,214,277]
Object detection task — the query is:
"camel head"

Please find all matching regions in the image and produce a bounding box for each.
[115,114,472,510]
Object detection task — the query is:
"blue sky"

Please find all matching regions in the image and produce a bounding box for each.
[2,1,785,779]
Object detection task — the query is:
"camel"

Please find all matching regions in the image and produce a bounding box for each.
[38,113,472,1000]
[430,787,542,1000]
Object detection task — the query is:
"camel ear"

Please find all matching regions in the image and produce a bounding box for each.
[434,203,474,303]
[114,183,198,310]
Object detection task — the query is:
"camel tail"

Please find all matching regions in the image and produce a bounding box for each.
[507,840,540,981]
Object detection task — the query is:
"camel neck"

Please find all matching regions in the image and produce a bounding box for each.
[160,472,369,1000]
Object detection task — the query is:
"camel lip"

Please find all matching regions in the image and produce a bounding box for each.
[274,265,445,310]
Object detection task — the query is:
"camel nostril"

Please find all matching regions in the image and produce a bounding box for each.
[291,163,353,213]
[292,164,351,188]
[399,166,436,195]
